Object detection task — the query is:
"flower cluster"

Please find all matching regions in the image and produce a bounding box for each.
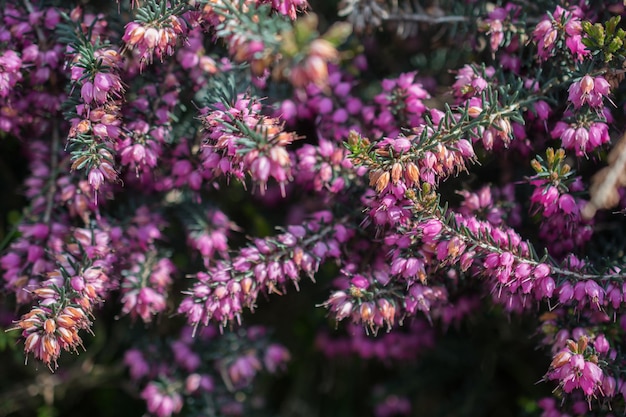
[66,15,125,192]
[199,94,298,195]
[533,5,588,61]
[11,226,113,369]
[125,325,289,417]
[122,14,186,66]
[5,1,626,416]
[179,211,352,329]
[547,336,608,399]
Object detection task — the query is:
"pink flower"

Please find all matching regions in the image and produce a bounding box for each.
[227,353,262,387]
[549,349,604,396]
[263,344,291,373]
[594,334,610,355]
[568,75,611,108]
[141,382,183,417]
[533,6,588,61]
[124,349,150,380]
[419,219,443,243]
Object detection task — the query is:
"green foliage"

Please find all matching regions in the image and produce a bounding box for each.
[582,16,626,63]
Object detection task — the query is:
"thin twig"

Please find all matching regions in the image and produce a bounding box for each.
[21,0,47,49]
[44,121,60,224]
[383,14,468,24]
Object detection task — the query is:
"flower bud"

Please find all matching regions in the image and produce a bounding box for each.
[405,162,420,184]
[580,75,594,94]
[143,27,159,49]
[467,106,482,118]
[43,318,56,334]
[335,300,353,321]
[375,171,390,193]
[391,163,403,184]
[550,350,571,368]
[359,302,374,322]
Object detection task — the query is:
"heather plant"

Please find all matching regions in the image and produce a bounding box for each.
[5,0,626,416]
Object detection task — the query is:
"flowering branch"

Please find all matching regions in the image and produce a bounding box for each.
[179,212,353,331]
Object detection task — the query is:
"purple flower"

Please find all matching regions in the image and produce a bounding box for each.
[141,382,183,417]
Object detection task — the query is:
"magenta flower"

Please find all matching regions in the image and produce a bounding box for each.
[263,344,291,373]
[141,382,183,417]
[452,65,495,98]
[533,6,588,61]
[568,75,611,109]
[227,353,262,388]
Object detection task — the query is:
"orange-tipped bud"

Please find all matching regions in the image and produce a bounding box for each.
[241,277,254,295]
[375,171,390,193]
[369,170,382,187]
[19,319,38,330]
[42,334,59,356]
[580,75,594,94]
[22,308,44,320]
[84,284,97,300]
[33,288,58,299]
[550,351,571,368]
[57,327,75,345]
[100,113,118,125]
[377,299,396,326]
[577,335,588,352]
[143,27,159,49]
[468,106,482,118]
[56,314,76,328]
[213,285,228,299]
[494,117,511,138]
[270,146,291,166]
[566,339,578,352]
[24,333,40,352]
[76,119,91,134]
[405,162,420,184]
[359,302,374,322]
[292,247,304,266]
[44,319,56,334]
[391,163,403,184]
[64,306,86,321]
[76,297,91,312]
[127,25,145,45]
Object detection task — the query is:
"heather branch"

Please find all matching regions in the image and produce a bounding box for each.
[21,0,46,48]
[179,215,351,330]
[408,190,626,284]
[347,88,527,184]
